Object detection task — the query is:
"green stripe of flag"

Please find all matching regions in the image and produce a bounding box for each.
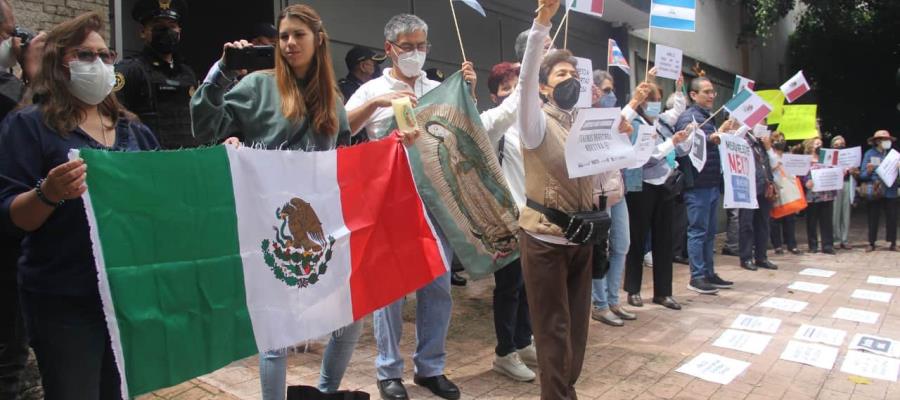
[82,147,257,396]
[725,89,752,112]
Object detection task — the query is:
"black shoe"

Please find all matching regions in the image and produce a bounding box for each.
[378,379,409,400]
[721,248,739,257]
[740,260,758,271]
[808,247,819,253]
[822,248,836,255]
[789,248,803,255]
[652,296,682,310]
[688,278,719,294]
[673,256,689,265]
[414,375,460,400]
[709,273,734,288]
[627,293,644,307]
[450,272,467,286]
[755,260,778,270]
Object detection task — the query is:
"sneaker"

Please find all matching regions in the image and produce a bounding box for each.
[493,352,536,382]
[643,252,653,268]
[516,344,538,367]
[708,274,734,288]
[688,278,720,294]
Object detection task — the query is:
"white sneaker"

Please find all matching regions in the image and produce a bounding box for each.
[493,352,536,382]
[517,344,538,367]
[643,252,653,268]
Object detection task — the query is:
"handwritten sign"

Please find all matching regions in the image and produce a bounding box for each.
[782,154,812,176]
[777,104,818,140]
[574,56,593,109]
[875,149,900,187]
[719,134,757,209]
[565,107,632,178]
[653,44,683,80]
[810,167,844,192]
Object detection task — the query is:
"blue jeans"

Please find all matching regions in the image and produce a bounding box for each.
[259,320,363,399]
[685,187,720,280]
[591,200,630,310]
[374,219,453,380]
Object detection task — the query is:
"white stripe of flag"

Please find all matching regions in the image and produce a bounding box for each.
[780,70,810,103]
[650,0,696,32]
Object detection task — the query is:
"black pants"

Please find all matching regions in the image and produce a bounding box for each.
[492,258,532,357]
[867,198,898,246]
[19,290,121,400]
[806,201,834,251]
[770,214,798,250]
[739,195,772,263]
[624,184,674,298]
[0,242,28,400]
[671,194,688,259]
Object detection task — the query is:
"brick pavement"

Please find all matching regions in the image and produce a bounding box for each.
[140,211,900,400]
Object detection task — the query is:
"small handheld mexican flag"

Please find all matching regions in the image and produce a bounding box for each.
[569,0,604,17]
[780,70,810,103]
[724,88,773,128]
[733,75,755,97]
[77,137,447,397]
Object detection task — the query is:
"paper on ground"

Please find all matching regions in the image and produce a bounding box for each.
[713,329,773,355]
[849,334,900,358]
[730,314,782,334]
[780,340,840,370]
[851,289,892,303]
[788,281,829,294]
[799,268,836,278]
[840,351,900,382]
[676,352,750,385]
[759,297,808,313]
[832,307,879,324]
[793,324,846,346]
[867,275,900,287]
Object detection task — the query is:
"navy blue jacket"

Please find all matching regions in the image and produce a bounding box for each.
[675,105,722,189]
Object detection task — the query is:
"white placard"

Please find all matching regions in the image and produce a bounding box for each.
[713,329,773,355]
[676,352,750,385]
[782,154,812,177]
[689,122,706,173]
[810,167,844,192]
[574,57,593,109]
[752,124,770,138]
[730,314,782,334]
[564,107,633,178]
[759,297,808,313]
[838,147,862,170]
[832,307,879,324]
[849,334,900,358]
[841,351,900,382]
[794,324,847,346]
[875,149,900,187]
[788,281,829,294]
[799,268,836,278]
[720,134,758,209]
[780,340,840,370]
[653,44,683,80]
[867,275,900,287]
[851,289,892,303]
[629,125,657,168]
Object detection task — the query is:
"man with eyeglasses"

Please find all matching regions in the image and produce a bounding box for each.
[345,13,476,400]
[115,0,198,149]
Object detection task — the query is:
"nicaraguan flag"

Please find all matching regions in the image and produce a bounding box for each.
[607,39,630,74]
[724,89,773,128]
[650,0,696,32]
[454,0,486,17]
[780,70,810,103]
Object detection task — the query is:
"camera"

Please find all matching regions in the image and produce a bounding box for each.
[12,26,36,52]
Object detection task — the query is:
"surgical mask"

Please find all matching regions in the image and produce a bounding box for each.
[68,59,116,105]
[599,91,616,108]
[393,48,426,78]
[881,140,893,150]
[550,77,581,110]
[150,27,180,54]
[644,101,661,118]
[0,38,15,69]
[773,140,787,151]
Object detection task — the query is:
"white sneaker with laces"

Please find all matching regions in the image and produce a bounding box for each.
[493,352,536,382]
[517,343,538,367]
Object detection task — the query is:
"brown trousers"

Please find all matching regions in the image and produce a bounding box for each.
[520,232,593,400]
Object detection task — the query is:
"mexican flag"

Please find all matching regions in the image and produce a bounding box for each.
[724,88,772,128]
[569,0,604,17]
[780,70,810,103]
[77,138,447,397]
[733,74,755,97]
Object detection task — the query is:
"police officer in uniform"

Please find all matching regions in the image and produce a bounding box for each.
[337,45,384,104]
[115,0,197,149]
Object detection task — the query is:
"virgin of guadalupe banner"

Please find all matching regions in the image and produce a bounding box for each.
[719,134,758,209]
[378,71,519,279]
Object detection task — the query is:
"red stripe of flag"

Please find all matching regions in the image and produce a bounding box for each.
[591,0,604,14]
[745,104,772,128]
[787,83,809,102]
[338,134,447,319]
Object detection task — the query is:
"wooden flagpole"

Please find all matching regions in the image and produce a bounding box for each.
[550,5,571,49]
[449,0,468,62]
[563,6,570,49]
[644,27,652,81]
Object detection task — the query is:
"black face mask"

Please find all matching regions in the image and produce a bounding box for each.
[773,140,787,151]
[150,27,180,54]
[550,77,581,110]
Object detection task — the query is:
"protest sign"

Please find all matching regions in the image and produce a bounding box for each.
[875,149,900,187]
[629,125,657,168]
[782,154,812,176]
[810,167,843,192]
[777,105,818,140]
[676,353,749,385]
[757,90,785,125]
[574,56,593,109]
[689,126,706,173]
[565,108,632,178]
[819,146,862,170]
[719,134,757,209]
[849,334,900,358]
[654,44,683,80]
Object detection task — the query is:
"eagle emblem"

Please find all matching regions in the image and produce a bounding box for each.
[261,197,336,288]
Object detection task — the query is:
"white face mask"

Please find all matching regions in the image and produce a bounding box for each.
[881,140,893,150]
[393,48,426,78]
[0,38,16,69]
[68,59,116,105]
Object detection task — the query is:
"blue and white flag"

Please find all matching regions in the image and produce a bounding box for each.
[650,0,696,32]
[454,0,486,17]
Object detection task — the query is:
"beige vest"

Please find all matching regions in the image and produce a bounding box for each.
[520,103,595,237]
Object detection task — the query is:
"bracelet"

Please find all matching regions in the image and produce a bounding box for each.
[35,179,64,208]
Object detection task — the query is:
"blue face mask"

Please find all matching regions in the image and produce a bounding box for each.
[645,101,661,118]
[599,91,617,108]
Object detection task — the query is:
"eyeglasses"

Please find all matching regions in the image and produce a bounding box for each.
[601,87,614,94]
[389,41,431,54]
[70,48,118,65]
[698,89,717,96]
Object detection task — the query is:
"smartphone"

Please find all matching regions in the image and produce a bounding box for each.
[224,45,275,71]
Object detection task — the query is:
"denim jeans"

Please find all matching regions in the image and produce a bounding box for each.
[259,320,364,399]
[373,218,453,380]
[591,200,630,310]
[685,187,720,280]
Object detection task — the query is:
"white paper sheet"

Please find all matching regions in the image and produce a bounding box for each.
[781,154,812,177]
[867,275,900,287]
[780,340,839,370]
[788,281,829,294]
[849,334,900,358]
[676,352,750,385]
[713,329,773,355]
[653,44,683,80]
[720,134,758,209]
[840,351,900,382]
[810,167,844,192]
[730,314,782,334]
[875,149,899,187]
[851,289,892,303]
[689,126,706,173]
[837,147,862,170]
[564,107,632,178]
[793,324,847,346]
[832,307,880,324]
[629,125,657,168]
[759,297,808,313]
[574,57,593,109]
[798,268,836,278]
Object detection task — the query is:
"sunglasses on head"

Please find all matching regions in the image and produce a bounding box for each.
[70,48,118,65]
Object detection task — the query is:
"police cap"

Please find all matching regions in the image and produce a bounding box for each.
[132,0,188,25]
